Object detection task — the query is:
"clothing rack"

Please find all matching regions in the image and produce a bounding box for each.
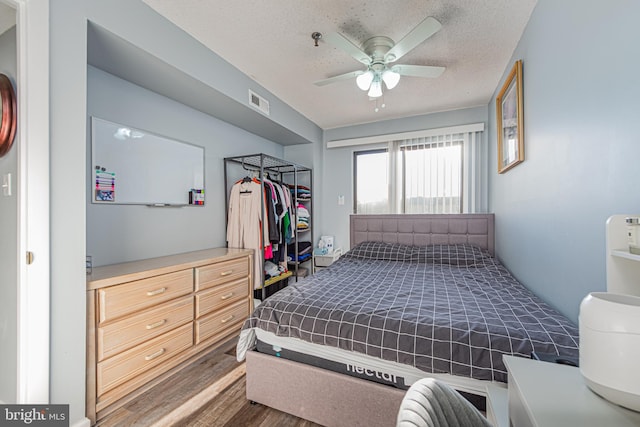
[224,153,313,301]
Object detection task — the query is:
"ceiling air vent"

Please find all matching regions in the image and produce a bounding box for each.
[248,89,270,116]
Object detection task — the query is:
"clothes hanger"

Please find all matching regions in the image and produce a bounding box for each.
[240,172,256,193]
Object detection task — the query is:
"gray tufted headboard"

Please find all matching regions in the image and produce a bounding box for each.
[350,214,495,256]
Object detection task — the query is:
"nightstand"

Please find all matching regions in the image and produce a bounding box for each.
[313,248,342,273]
[503,355,640,427]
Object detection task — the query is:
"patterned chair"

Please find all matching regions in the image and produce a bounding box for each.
[397,378,493,427]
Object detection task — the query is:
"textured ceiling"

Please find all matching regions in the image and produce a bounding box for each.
[144,0,537,129]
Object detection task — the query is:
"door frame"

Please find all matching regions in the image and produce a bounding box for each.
[6,0,50,404]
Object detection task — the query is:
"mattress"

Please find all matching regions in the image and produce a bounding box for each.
[248,328,504,406]
[237,242,580,383]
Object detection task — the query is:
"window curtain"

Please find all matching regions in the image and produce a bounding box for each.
[463,130,488,214]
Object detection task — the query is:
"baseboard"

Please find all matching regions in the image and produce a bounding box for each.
[71,416,91,427]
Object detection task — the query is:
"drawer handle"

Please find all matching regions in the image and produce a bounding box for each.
[146,287,167,297]
[220,292,234,300]
[220,315,234,324]
[144,348,166,361]
[146,319,167,330]
[220,270,234,277]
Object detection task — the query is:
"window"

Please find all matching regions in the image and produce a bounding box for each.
[354,134,467,214]
[354,149,389,214]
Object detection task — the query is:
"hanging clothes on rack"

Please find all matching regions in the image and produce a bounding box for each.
[227,178,269,282]
[280,183,295,244]
[261,178,279,252]
[224,154,313,295]
[263,176,290,271]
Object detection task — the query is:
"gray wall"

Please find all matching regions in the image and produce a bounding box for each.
[0,24,17,404]
[319,106,489,251]
[87,66,284,266]
[50,1,89,422]
[488,0,640,323]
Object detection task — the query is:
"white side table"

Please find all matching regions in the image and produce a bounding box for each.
[504,355,640,427]
[312,248,342,273]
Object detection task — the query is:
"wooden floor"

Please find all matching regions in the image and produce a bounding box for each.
[97,337,322,427]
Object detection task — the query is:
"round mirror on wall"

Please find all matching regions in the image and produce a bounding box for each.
[0,73,16,157]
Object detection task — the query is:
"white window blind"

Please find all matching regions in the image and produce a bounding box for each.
[353,124,487,214]
[399,135,463,214]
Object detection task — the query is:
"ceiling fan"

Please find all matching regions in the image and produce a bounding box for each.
[314,16,445,98]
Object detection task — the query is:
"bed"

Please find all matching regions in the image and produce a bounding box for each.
[236,214,579,427]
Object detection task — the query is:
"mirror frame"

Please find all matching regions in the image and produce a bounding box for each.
[0,73,17,157]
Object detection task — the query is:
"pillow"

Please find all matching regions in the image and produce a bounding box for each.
[345,241,415,262]
[346,242,492,266]
[414,244,492,266]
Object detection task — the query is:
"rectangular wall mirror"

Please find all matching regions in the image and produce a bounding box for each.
[91,117,205,206]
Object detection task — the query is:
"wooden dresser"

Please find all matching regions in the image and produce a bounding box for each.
[86,248,253,424]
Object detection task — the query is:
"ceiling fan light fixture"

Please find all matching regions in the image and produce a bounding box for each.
[315,16,446,107]
[356,70,374,91]
[382,69,400,90]
[368,78,383,98]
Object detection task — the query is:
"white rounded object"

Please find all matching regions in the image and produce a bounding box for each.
[579,292,640,412]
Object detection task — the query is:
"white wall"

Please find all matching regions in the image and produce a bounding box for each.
[488,0,640,323]
[87,67,284,266]
[0,24,17,404]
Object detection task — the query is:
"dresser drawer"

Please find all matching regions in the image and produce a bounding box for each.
[98,269,193,323]
[195,257,249,291]
[195,299,248,345]
[97,295,193,361]
[97,323,193,397]
[195,278,247,318]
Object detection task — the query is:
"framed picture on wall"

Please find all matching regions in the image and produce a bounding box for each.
[496,60,524,173]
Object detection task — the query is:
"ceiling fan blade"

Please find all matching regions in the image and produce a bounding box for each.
[324,32,371,65]
[314,70,363,87]
[385,16,442,63]
[392,64,445,78]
